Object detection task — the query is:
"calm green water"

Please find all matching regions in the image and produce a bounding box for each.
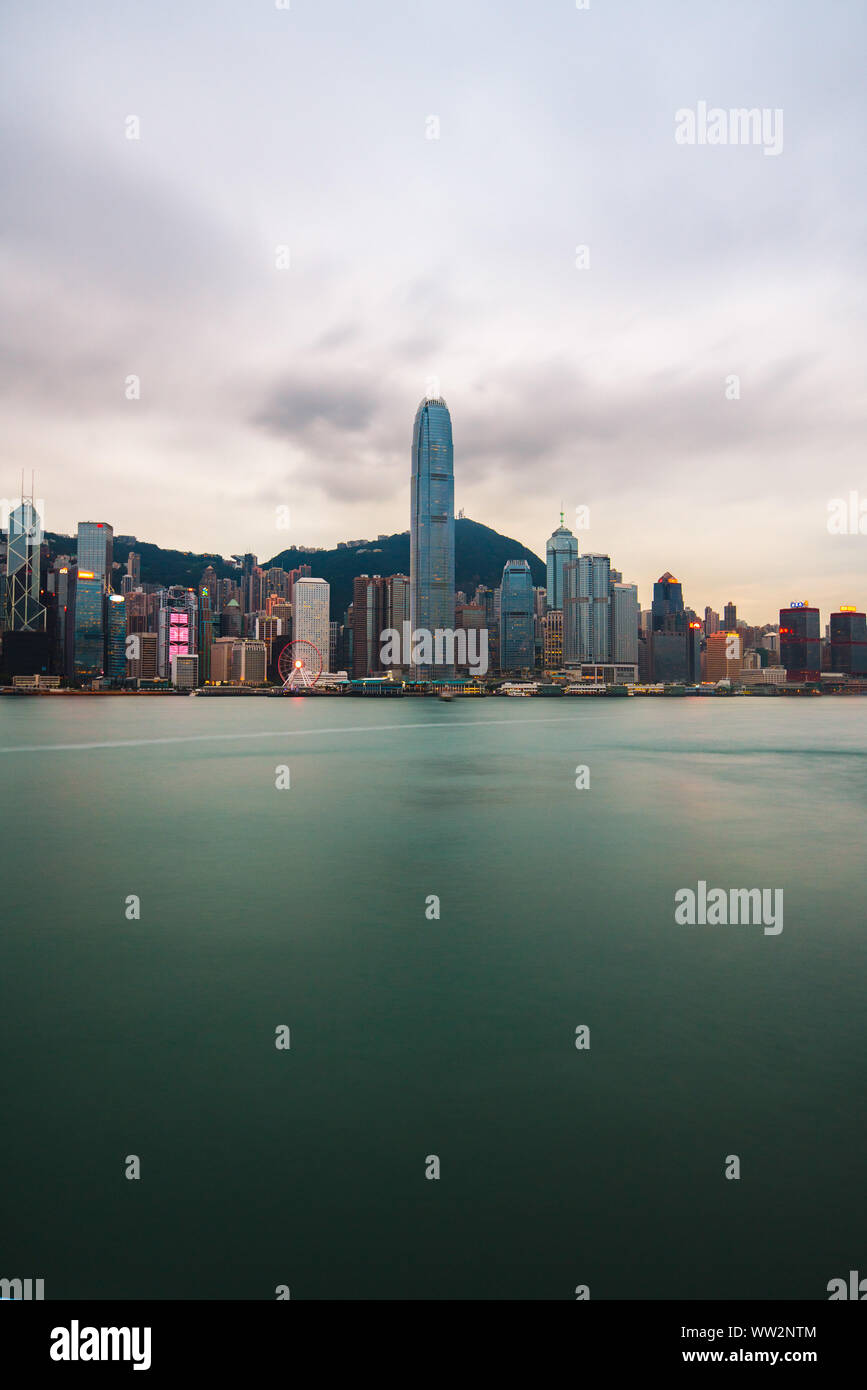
[1,695,865,1300]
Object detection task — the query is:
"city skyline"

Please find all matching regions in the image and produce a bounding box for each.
[1,2,865,623]
[5,480,865,637]
[7,473,866,690]
[3,0,865,1328]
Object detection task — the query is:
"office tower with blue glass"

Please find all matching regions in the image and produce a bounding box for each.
[73,573,107,679]
[546,514,578,611]
[70,520,114,683]
[410,395,455,676]
[77,522,114,585]
[499,559,535,672]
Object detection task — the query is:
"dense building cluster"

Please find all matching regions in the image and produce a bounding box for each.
[2,400,865,693]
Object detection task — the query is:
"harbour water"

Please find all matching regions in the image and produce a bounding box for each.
[1,696,865,1299]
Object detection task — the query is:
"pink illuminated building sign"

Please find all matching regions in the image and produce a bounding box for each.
[169,613,190,659]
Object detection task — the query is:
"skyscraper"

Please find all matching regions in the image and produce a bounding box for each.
[610,582,639,665]
[650,572,700,683]
[352,575,389,677]
[158,587,197,678]
[563,554,611,664]
[266,567,290,600]
[410,395,455,674]
[4,499,46,632]
[220,597,242,637]
[541,609,563,669]
[386,574,410,654]
[198,568,218,683]
[286,565,312,604]
[53,563,73,668]
[73,573,106,680]
[705,631,743,683]
[829,607,867,676]
[293,577,330,671]
[106,594,127,683]
[546,513,578,610]
[779,605,821,682]
[499,560,535,672]
[77,522,114,587]
[723,601,737,630]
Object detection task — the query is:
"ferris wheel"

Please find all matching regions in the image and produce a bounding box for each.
[277,639,323,690]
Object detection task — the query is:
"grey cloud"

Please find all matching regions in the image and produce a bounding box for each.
[254,375,383,434]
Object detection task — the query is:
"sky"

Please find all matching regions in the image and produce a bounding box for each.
[1,0,865,620]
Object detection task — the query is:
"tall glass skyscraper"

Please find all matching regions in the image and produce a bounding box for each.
[546,514,578,610]
[410,395,454,674]
[77,522,114,586]
[73,574,106,679]
[500,560,535,672]
[4,500,45,631]
[106,594,127,682]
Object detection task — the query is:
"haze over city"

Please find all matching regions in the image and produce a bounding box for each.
[2,0,865,621]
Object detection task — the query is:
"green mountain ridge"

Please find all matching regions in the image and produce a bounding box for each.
[43,519,546,617]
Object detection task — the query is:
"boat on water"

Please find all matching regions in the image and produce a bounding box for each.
[438,691,454,702]
[501,683,536,697]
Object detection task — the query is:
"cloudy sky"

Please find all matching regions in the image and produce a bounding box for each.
[1,0,864,619]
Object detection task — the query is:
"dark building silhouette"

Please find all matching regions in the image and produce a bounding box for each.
[829,608,867,676]
[779,605,820,682]
[650,572,700,683]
